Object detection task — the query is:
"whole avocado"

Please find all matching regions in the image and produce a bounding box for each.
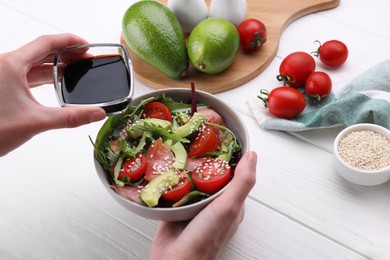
[122,0,189,79]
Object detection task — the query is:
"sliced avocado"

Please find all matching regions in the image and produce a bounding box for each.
[127,118,172,139]
[141,170,180,207]
[176,112,191,124]
[164,139,187,170]
[217,136,234,162]
[174,113,206,138]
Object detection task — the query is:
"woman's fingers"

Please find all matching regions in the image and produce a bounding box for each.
[27,64,54,87]
[220,151,257,204]
[16,34,88,67]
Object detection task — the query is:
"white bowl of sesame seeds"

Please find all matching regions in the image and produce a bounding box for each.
[333,123,390,186]
[94,88,249,221]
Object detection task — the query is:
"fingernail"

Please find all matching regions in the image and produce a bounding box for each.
[247,151,258,163]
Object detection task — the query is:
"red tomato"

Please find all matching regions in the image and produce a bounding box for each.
[117,154,147,182]
[161,178,192,203]
[278,52,316,88]
[192,159,232,194]
[143,101,172,122]
[187,125,219,158]
[305,71,332,101]
[237,18,267,51]
[144,138,175,181]
[314,40,348,67]
[185,157,209,171]
[258,86,306,119]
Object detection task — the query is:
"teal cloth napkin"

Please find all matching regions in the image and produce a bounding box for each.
[248,59,390,131]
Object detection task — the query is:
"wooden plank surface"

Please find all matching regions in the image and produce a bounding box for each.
[121,0,340,93]
[1,0,390,259]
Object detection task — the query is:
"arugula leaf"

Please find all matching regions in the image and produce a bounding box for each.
[172,190,209,207]
[159,95,208,114]
[113,156,125,186]
[129,122,189,143]
[206,122,241,161]
[117,131,148,158]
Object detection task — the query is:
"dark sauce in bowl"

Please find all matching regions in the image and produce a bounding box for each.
[61,55,131,112]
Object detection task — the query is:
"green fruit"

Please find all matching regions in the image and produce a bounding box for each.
[122,0,189,79]
[187,18,240,74]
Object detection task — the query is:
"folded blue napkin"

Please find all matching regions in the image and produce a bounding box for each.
[248,59,390,131]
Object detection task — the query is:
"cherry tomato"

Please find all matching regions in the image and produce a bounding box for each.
[258,86,306,119]
[277,52,316,88]
[237,18,267,51]
[143,101,172,122]
[305,71,332,101]
[187,125,219,158]
[192,158,232,194]
[161,178,192,203]
[313,40,348,67]
[117,154,147,182]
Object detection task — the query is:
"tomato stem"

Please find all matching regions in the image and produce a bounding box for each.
[311,40,322,58]
[309,93,328,102]
[257,89,269,108]
[276,74,295,86]
[252,29,267,48]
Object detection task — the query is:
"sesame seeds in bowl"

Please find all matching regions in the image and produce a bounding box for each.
[333,123,390,186]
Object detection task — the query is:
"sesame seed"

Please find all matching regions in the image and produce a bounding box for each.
[338,130,390,171]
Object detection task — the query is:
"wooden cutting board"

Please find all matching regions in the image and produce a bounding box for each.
[121,0,340,93]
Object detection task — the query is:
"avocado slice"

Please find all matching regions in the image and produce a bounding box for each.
[164,139,187,170]
[174,112,206,138]
[127,118,172,138]
[141,170,180,207]
[217,136,234,162]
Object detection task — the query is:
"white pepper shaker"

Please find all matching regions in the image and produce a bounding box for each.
[209,0,247,27]
[168,0,208,33]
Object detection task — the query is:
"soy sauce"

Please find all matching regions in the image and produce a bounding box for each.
[61,55,131,105]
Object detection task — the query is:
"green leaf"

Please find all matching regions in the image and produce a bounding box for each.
[160,95,208,114]
[117,131,148,158]
[172,190,209,207]
[129,122,189,143]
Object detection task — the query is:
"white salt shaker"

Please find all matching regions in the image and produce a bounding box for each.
[168,0,208,33]
[209,0,247,27]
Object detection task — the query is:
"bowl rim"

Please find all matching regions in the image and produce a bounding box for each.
[333,123,390,175]
[94,88,249,216]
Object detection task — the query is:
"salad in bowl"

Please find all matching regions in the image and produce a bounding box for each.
[93,88,249,221]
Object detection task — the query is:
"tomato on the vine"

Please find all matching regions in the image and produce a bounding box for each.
[161,177,192,203]
[192,158,232,194]
[313,40,348,67]
[237,18,267,51]
[143,101,172,122]
[277,52,316,88]
[305,71,332,101]
[187,125,219,158]
[258,86,306,119]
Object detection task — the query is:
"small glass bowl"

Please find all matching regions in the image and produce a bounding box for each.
[53,43,134,115]
[333,123,390,186]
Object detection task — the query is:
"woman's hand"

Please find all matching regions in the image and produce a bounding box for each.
[149,151,257,260]
[0,34,106,156]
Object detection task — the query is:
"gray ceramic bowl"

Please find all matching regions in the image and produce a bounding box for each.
[94,88,249,221]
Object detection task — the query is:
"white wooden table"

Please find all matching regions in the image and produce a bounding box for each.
[1,0,390,259]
